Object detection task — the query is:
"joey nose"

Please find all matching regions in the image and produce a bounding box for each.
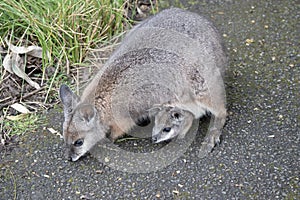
[152,135,158,143]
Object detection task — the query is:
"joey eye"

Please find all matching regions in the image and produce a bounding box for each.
[163,127,171,132]
[74,139,84,147]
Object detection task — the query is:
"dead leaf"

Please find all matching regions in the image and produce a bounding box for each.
[6,113,27,121]
[2,53,13,73]
[43,174,50,178]
[47,127,58,134]
[5,39,43,58]
[11,103,31,114]
[3,52,41,89]
[245,38,254,46]
[172,189,179,194]
[47,127,63,138]
[95,170,103,174]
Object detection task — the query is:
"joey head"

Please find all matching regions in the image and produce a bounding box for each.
[152,106,194,143]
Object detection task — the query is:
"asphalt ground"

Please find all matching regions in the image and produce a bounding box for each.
[1,0,299,199]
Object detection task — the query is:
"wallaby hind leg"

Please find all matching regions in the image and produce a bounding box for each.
[198,111,226,158]
[109,124,125,141]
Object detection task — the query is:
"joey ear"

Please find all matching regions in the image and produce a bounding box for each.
[171,111,182,120]
[78,104,96,123]
[59,84,80,115]
[170,108,185,122]
[148,105,162,116]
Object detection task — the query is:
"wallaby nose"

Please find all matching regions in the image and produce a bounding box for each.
[65,153,73,161]
[65,152,73,161]
[64,149,73,161]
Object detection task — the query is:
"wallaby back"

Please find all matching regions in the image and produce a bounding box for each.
[60,8,227,161]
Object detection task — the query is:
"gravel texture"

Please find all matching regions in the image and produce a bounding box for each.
[1,0,299,199]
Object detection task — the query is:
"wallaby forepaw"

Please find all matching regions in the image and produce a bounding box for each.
[198,142,214,158]
[198,129,221,158]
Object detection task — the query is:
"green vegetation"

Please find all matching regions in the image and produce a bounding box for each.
[0,0,129,76]
[0,0,133,138]
[1,112,39,139]
[0,0,158,139]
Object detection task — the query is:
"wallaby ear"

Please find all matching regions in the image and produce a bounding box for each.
[78,104,96,123]
[59,84,80,115]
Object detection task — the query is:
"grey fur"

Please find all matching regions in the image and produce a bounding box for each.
[60,8,227,161]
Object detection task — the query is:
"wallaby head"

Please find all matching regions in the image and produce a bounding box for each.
[59,85,108,161]
[151,105,194,143]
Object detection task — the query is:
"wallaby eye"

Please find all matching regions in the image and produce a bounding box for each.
[163,127,171,132]
[74,139,84,147]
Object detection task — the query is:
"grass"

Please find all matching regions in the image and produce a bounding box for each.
[0,0,131,107]
[1,111,39,141]
[0,0,128,78]
[0,0,157,139]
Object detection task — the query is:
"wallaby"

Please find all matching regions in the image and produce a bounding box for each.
[59,8,227,161]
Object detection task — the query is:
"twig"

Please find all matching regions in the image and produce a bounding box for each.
[0,87,45,110]
[9,168,17,200]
